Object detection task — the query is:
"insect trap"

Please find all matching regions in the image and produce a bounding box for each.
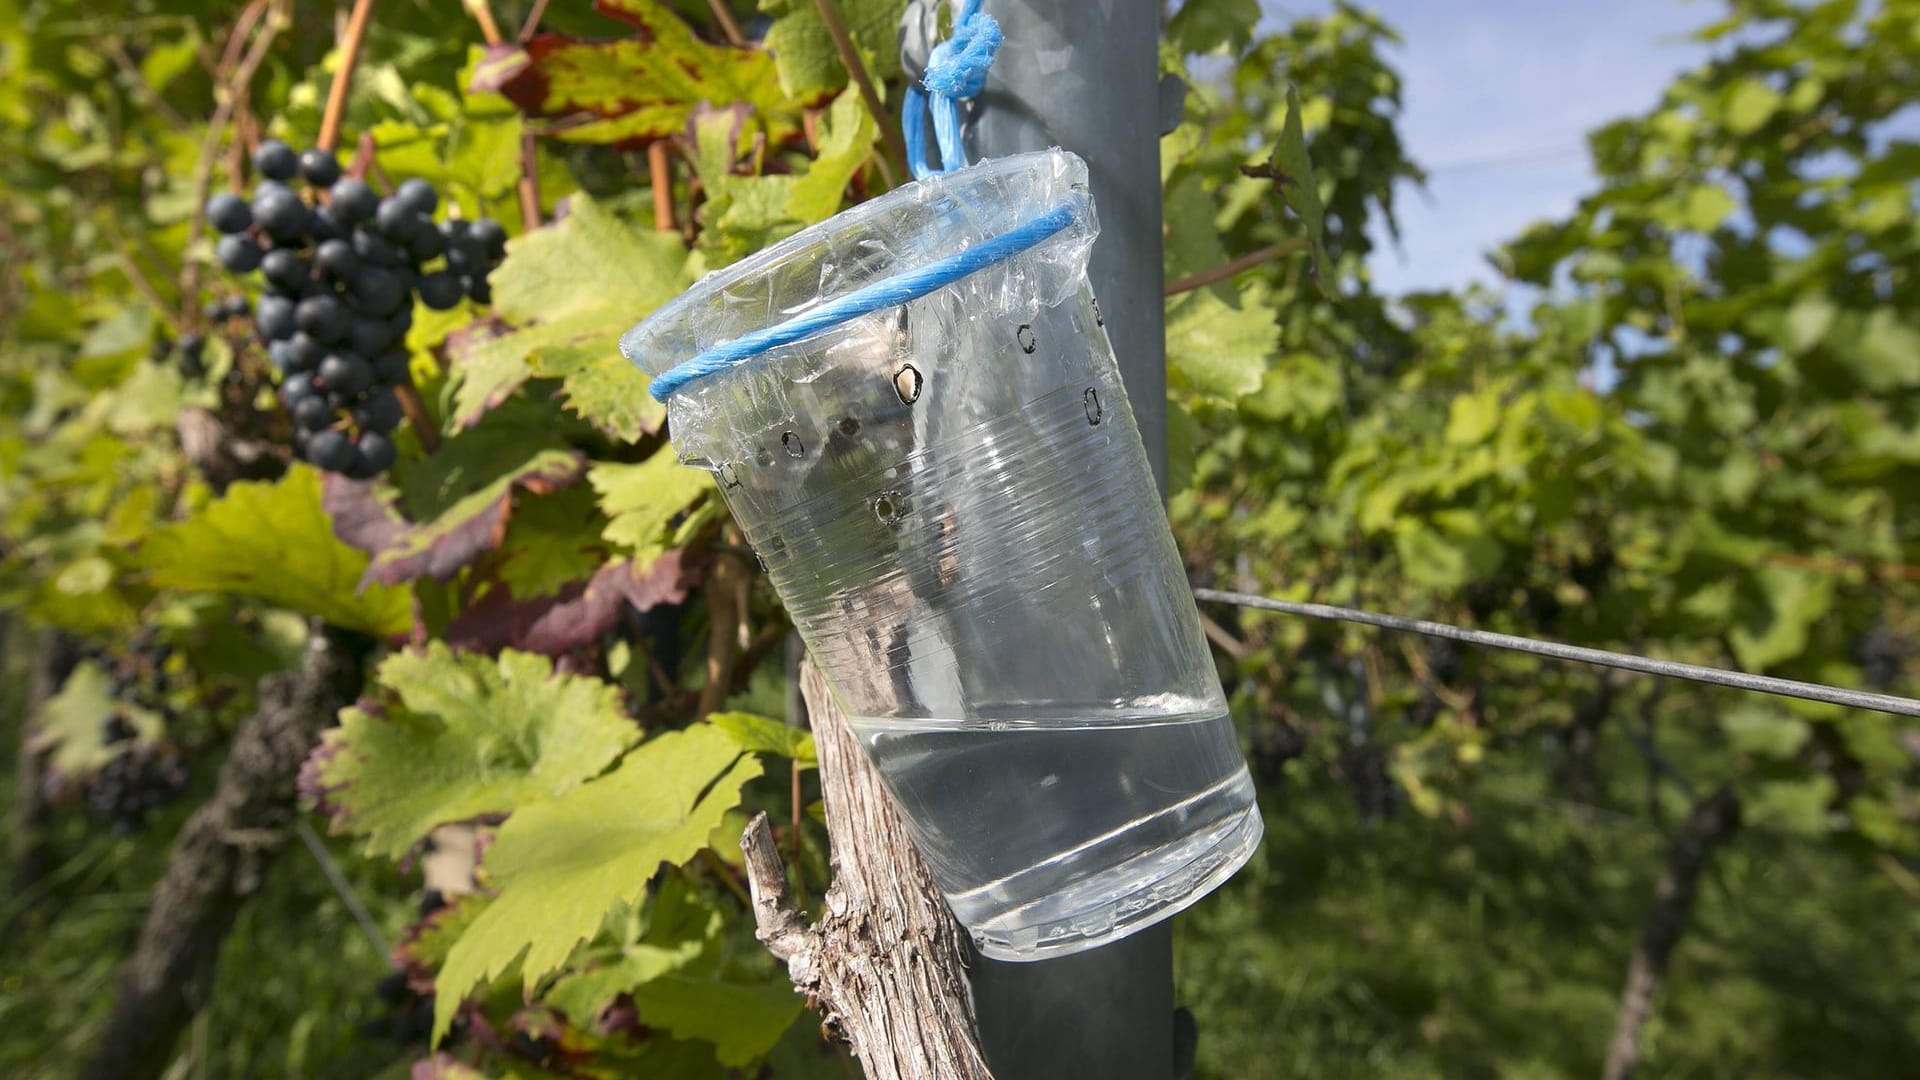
[621,150,1261,960]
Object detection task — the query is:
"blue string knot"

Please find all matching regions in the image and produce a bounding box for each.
[905,0,1003,179]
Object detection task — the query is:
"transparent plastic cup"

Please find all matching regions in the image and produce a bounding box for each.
[622,150,1261,960]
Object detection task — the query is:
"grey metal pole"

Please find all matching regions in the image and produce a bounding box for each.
[941,3,1177,1078]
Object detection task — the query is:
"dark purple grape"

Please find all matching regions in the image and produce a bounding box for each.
[439,218,470,243]
[296,294,350,343]
[217,234,264,273]
[394,177,438,215]
[292,394,336,430]
[256,295,296,341]
[352,267,405,316]
[280,372,315,402]
[267,340,295,369]
[178,333,205,360]
[375,198,421,242]
[316,351,373,396]
[418,271,462,311]
[206,193,252,234]
[373,348,411,386]
[309,207,347,243]
[299,147,342,187]
[352,228,400,267]
[329,179,378,224]
[347,317,391,356]
[225,295,251,319]
[252,186,308,243]
[466,277,491,305]
[470,219,507,259]
[260,248,309,292]
[315,238,358,280]
[352,390,404,434]
[253,140,298,180]
[443,243,475,276]
[388,305,413,334]
[202,299,227,322]
[305,428,354,471]
[406,224,446,263]
[357,431,396,472]
[286,331,326,373]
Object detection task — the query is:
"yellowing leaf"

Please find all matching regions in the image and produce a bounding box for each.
[432,724,762,1038]
[313,643,636,859]
[784,88,877,225]
[528,343,665,443]
[589,454,714,558]
[144,466,412,637]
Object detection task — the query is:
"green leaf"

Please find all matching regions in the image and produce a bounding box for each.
[709,711,816,766]
[494,487,613,600]
[1167,0,1260,55]
[545,941,707,1022]
[432,724,763,1039]
[1165,283,1278,401]
[1778,293,1835,355]
[1845,308,1920,391]
[1444,390,1502,446]
[452,195,690,428]
[1728,566,1833,670]
[313,643,635,859]
[1720,706,1811,759]
[28,662,162,777]
[1723,76,1781,136]
[1745,775,1836,837]
[1269,85,1329,283]
[527,343,665,443]
[761,0,906,98]
[346,448,586,586]
[144,466,412,637]
[589,453,715,558]
[785,88,877,225]
[1395,524,1504,590]
[628,976,805,1066]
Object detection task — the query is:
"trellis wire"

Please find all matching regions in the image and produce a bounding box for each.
[1193,587,1920,719]
[295,818,390,956]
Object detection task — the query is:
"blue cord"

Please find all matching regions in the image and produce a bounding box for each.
[649,197,1080,402]
[906,0,1002,179]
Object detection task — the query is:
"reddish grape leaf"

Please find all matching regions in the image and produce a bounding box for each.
[470,0,805,149]
[322,451,586,588]
[445,550,689,656]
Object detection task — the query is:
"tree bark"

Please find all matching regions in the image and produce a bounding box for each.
[1602,785,1741,1080]
[82,625,365,1080]
[740,658,993,1080]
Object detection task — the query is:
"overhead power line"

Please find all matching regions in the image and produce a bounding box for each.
[1193,587,1920,718]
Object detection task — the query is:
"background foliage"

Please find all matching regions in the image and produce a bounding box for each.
[2,0,1916,1077]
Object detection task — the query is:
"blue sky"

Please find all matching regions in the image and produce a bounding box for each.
[1277,1,1719,295]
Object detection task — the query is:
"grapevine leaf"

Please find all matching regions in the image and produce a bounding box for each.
[144,466,413,637]
[27,662,160,778]
[372,449,584,584]
[445,550,690,656]
[1164,281,1278,400]
[627,976,805,1066]
[311,643,635,859]
[470,0,803,147]
[449,195,688,431]
[784,88,876,225]
[432,724,764,1039]
[527,343,664,443]
[589,454,714,558]
[761,0,905,98]
[708,711,815,766]
[545,942,706,1023]
[494,487,613,600]
[1267,84,1329,283]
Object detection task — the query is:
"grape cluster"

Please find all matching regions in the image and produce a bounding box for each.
[89,723,188,835]
[206,138,506,478]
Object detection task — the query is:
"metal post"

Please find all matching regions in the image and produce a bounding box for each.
[954,3,1176,1077]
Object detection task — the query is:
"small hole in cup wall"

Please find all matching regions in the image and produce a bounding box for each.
[718,463,742,489]
[873,491,905,527]
[754,447,774,466]
[1017,324,1037,354]
[838,416,861,437]
[1084,387,1103,425]
[782,431,806,458]
[893,363,923,404]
